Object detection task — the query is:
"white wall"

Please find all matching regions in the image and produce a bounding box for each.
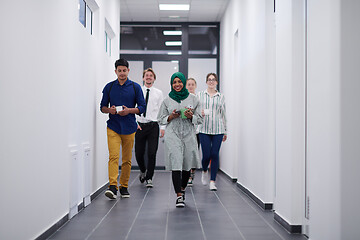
[0,0,120,239]
[220,0,276,203]
[219,0,240,180]
[220,0,360,238]
[307,0,360,239]
[274,0,305,226]
[339,1,360,238]
[307,1,341,238]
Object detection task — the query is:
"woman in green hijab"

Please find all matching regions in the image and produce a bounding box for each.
[168,72,189,103]
[157,72,203,207]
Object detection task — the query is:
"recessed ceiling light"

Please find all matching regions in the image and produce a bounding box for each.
[165,41,182,46]
[168,51,182,55]
[159,4,190,11]
[163,30,182,36]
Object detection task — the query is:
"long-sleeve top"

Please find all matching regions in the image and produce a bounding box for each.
[100,78,146,135]
[136,85,165,130]
[157,94,203,171]
[197,89,227,135]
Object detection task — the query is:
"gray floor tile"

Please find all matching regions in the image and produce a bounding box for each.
[48,171,307,240]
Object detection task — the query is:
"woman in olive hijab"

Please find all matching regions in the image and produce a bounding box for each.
[157,72,203,207]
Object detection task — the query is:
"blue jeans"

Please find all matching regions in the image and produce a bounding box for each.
[199,133,224,181]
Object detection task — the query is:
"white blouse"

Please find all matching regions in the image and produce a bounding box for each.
[197,89,227,135]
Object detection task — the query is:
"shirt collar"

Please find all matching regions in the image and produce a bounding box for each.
[205,89,220,96]
[143,85,153,90]
[115,78,131,86]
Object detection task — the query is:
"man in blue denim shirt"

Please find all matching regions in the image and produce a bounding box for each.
[100,58,146,199]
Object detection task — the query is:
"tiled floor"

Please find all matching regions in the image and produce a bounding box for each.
[48,171,307,240]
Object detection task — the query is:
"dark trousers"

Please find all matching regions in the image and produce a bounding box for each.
[135,122,159,180]
[199,133,224,181]
[172,171,190,193]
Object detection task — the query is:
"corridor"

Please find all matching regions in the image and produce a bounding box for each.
[48,171,306,240]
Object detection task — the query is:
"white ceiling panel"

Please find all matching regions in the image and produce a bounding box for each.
[120,0,230,22]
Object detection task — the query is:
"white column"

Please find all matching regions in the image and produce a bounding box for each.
[220,0,276,204]
[274,0,305,227]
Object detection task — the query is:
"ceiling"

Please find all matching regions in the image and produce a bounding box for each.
[120,0,230,22]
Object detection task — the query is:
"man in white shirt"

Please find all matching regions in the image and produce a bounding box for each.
[135,68,165,188]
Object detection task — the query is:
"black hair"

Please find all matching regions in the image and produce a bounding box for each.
[115,58,129,69]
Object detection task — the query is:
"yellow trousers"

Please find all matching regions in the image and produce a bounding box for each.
[107,128,135,189]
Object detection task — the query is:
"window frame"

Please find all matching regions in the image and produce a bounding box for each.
[119,22,220,83]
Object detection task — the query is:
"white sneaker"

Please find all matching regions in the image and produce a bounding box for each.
[201,171,208,185]
[209,181,217,191]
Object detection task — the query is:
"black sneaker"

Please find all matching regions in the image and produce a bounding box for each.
[176,196,185,208]
[145,179,153,188]
[181,190,185,200]
[105,185,117,200]
[139,172,146,183]
[120,187,130,198]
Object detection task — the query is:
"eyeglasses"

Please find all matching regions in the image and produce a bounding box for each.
[207,78,217,82]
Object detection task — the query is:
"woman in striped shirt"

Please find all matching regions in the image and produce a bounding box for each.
[197,73,227,191]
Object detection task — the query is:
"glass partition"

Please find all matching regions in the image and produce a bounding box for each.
[188,25,218,55]
[120,22,219,83]
[121,25,182,55]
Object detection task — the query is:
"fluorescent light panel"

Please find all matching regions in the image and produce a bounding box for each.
[163,30,182,35]
[165,41,182,46]
[168,51,182,55]
[159,4,190,11]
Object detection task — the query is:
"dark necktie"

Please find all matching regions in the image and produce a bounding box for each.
[144,89,150,117]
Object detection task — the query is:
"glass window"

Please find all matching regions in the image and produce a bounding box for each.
[120,24,218,56]
[105,32,108,52]
[120,25,182,55]
[86,5,93,35]
[79,0,93,35]
[120,23,219,82]
[108,38,111,56]
[152,61,180,95]
[105,32,111,56]
[127,61,144,85]
[188,25,218,55]
[79,0,86,27]
[188,58,217,92]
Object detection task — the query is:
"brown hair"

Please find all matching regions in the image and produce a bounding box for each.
[143,68,156,79]
[206,73,218,82]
